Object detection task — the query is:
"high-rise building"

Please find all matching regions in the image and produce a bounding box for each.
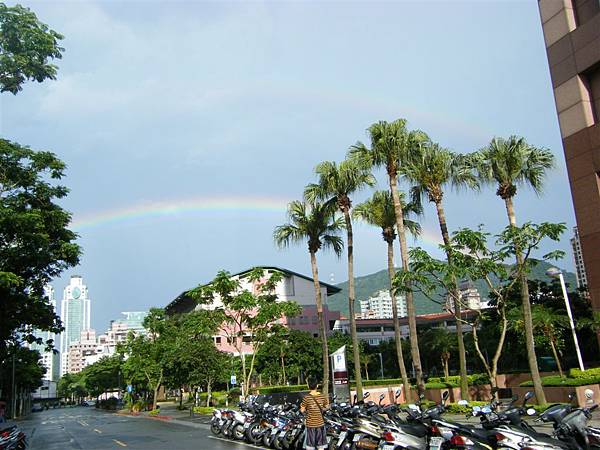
[445,281,483,312]
[359,289,406,319]
[60,275,91,375]
[571,226,589,288]
[537,1,600,323]
[29,285,60,382]
[67,329,97,374]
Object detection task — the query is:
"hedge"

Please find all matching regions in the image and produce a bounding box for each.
[520,372,600,387]
[426,374,490,386]
[193,406,215,415]
[258,385,308,394]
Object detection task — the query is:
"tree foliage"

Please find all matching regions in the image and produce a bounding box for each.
[0,139,80,354]
[0,3,64,94]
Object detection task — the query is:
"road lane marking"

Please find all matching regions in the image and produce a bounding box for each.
[113,439,127,447]
[208,435,263,450]
[78,420,89,427]
[93,428,102,434]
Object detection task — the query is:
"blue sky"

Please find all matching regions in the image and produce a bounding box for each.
[1,1,574,332]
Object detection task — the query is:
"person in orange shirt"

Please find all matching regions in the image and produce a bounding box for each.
[300,378,328,450]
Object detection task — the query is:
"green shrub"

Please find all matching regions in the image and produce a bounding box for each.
[569,367,600,379]
[425,381,459,389]
[445,401,488,414]
[520,374,600,387]
[148,409,160,416]
[193,406,215,415]
[360,379,404,388]
[426,374,490,387]
[132,400,145,412]
[259,385,308,394]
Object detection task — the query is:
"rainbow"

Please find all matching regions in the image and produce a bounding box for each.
[70,195,290,231]
[69,194,445,249]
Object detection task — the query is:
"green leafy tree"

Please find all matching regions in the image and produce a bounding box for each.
[0,3,64,94]
[353,190,421,400]
[350,118,428,396]
[121,308,175,410]
[401,142,477,399]
[0,139,80,354]
[472,136,554,403]
[305,158,375,401]
[189,268,301,398]
[421,328,456,380]
[395,222,565,390]
[274,201,344,396]
[508,305,568,377]
[81,355,123,399]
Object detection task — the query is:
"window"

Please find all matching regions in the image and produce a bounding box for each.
[243,336,252,343]
[312,316,318,324]
[215,337,222,344]
[284,276,295,296]
[572,0,600,27]
[583,63,600,124]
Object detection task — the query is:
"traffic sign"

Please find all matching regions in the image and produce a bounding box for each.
[230,375,237,385]
[127,384,133,393]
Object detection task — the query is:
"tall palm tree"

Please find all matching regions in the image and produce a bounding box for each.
[401,142,477,401]
[273,200,345,396]
[473,135,554,403]
[349,118,428,394]
[353,190,421,402]
[305,158,376,401]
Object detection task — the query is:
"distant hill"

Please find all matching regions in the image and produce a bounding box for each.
[326,259,577,317]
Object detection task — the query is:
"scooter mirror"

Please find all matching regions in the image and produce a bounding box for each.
[442,391,450,400]
[379,393,386,400]
[395,389,401,397]
[527,408,536,416]
[364,392,370,399]
[457,400,469,406]
[524,391,535,401]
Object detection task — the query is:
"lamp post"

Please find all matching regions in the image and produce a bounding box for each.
[546,267,585,371]
[377,353,384,379]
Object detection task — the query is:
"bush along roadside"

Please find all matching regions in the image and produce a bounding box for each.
[520,368,600,387]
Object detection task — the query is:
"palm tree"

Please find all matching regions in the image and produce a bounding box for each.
[353,190,421,402]
[508,305,568,378]
[421,327,457,381]
[305,158,376,402]
[349,118,428,394]
[273,200,345,396]
[401,142,477,400]
[473,136,554,403]
[359,352,373,381]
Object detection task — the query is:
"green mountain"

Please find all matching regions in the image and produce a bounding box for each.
[326,259,577,317]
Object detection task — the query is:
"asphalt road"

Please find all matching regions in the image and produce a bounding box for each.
[19,407,255,450]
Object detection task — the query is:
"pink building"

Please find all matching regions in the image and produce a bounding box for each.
[165,266,342,353]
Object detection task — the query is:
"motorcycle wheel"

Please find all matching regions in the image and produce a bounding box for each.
[245,423,260,443]
[232,424,245,441]
[263,429,272,447]
[210,422,221,435]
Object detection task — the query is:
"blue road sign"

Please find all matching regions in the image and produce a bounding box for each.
[230,375,237,386]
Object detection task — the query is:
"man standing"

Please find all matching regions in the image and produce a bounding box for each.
[300,378,328,450]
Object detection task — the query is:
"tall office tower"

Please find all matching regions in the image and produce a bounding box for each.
[29,285,61,382]
[60,275,91,375]
[571,226,589,289]
[537,1,600,330]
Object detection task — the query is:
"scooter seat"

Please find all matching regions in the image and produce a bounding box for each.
[398,423,428,438]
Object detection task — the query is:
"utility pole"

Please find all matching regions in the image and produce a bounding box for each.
[11,352,16,419]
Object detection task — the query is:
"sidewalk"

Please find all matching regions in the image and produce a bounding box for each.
[114,401,213,429]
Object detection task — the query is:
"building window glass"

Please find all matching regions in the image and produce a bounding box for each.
[583,64,600,124]
[284,276,295,296]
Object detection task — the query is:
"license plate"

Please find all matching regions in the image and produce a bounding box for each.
[353,434,361,442]
[430,437,443,450]
[337,431,347,446]
[383,445,395,450]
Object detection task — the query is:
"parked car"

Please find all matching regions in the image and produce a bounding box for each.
[80,400,96,407]
[32,403,44,412]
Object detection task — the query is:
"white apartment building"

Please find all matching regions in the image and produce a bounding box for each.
[571,226,589,289]
[359,289,406,319]
[445,281,482,312]
[67,329,98,374]
[60,275,91,375]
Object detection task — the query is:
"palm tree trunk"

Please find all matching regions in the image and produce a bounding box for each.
[389,172,424,394]
[310,250,329,396]
[504,196,546,403]
[387,239,411,402]
[434,199,469,400]
[549,337,564,378]
[343,209,363,401]
[364,362,370,381]
[442,355,449,381]
[281,352,287,385]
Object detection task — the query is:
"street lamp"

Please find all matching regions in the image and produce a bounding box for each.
[377,353,384,379]
[546,267,585,371]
